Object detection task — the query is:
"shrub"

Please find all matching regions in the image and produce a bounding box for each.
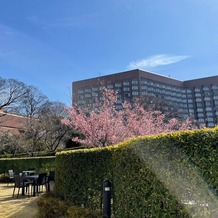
[67,206,101,218]
[37,192,102,218]
[0,156,55,174]
[0,174,9,183]
[37,192,69,218]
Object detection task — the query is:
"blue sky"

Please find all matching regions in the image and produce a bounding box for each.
[0,0,218,106]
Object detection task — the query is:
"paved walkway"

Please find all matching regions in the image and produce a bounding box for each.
[0,183,39,218]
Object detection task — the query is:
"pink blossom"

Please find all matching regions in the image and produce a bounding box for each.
[63,89,193,147]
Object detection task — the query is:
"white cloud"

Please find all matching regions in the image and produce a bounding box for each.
[128,54,189,69]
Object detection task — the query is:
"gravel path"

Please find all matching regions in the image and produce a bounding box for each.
[0,183,39,218]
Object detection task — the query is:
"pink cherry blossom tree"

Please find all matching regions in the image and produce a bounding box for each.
[63,89,193,147]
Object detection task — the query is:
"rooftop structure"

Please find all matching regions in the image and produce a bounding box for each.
[0,110,26,135]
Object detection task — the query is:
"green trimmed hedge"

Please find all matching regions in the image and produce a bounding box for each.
[0,156,56,174]
[55,127,218,217]
[56,148,112,209]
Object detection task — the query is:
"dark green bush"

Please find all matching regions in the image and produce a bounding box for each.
[0,156,55,174]
[54,128,218,217]
[0,174,10,182]
[67,206,101,218]
[37,192,69,218]
[37,192,102,218]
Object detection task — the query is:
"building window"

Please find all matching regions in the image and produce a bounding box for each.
[132,86,138,90]
[187,94,192,98]
[147,81,154,86]
[141,80,147,85]
[195,93,201,97]
[195,98,202,102]
[92,87,98,91]
[141,85,147,90]
[197,113,204,117]
[148,93,155,97]
[78,90,84,94]
[207,117,214,122]
[198,118,205,123]
[85,94,91,98]
[85,88,91,93]
[78,100,84,104]
[188,103,194,108]
[132,80,138,84]
[132,91,139,96]
[194,88,200,92]
[116,105,123,110]
[189,109,194,113]
[203,86,209,91]
[107,85,113,89]
[123,81,130,86]
[205,107,212,111]
[141,91,147,95]
[117,99,122,104]
[208,123,215,127]
[115,83,122,87]
[92,92,98,97]
[187,89,192,93]
[197,108,203,112]
[204,92,210,96]
[204,97,211,101]
[115,88,121,92]
[123,87,130,91]
[124,93,130,97]
[78,105,84,109]
[205,102,211,106]
[212,85,218,90]
[116,94,121,98]
[196,102,203,107]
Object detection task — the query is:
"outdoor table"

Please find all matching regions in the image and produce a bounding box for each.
[22,174,39,196]
[22,170,35,176]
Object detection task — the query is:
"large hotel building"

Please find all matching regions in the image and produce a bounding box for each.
[72,69,218,127]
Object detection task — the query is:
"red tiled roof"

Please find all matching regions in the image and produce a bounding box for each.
[0,111,26,135]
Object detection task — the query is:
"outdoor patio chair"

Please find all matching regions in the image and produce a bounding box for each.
[48,171,55,182]
[46,171,55,192]
[36,173,47,193]
[12,175,32,198]
[7,169,14,186]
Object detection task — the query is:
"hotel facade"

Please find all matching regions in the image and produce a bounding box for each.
[72,69,218,127]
